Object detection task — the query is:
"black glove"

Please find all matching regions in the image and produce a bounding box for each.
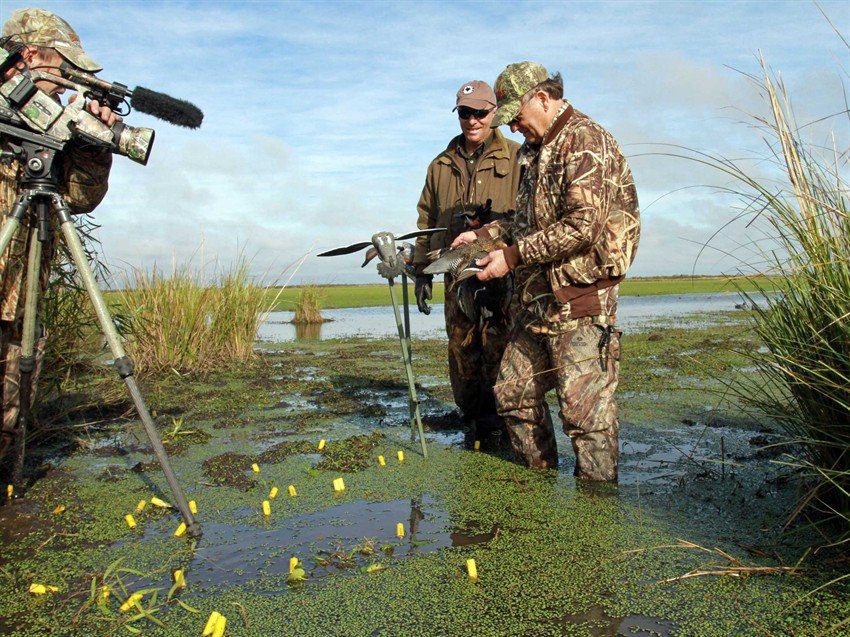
[415,274,433,315]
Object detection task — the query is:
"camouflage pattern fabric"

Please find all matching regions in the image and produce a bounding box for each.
[492,61,549,127]
[494,321,621,481]
[444,274,510,430]
[0,144,111,466]
[2,8,102,71]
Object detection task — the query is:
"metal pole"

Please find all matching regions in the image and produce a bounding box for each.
[56,204,200,536]
[387,278,427,458]
[400,273,415,441]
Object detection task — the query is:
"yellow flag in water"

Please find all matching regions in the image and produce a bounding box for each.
[396,522,405,538]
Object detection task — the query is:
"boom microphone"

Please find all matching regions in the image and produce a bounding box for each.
[130,86,204,129]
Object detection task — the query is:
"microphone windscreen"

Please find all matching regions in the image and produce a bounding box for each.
[131,86,203,129]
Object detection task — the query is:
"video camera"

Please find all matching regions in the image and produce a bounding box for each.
[0,41,203,166]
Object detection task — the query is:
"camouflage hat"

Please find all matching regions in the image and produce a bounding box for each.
[491,61,549,127]
[2,8,102,72]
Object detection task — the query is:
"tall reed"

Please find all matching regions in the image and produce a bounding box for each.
[700,59,849,541]
[290,285,326,324]
[117,256,281,376]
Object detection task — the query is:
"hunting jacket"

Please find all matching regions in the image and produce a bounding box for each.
[496,102,640,331]
[0,144,111,322]
[413,128,520,275]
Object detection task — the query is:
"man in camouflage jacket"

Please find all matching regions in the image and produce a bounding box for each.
[0,8,116,467]
[413,80,520,443]
[453,62,639,481]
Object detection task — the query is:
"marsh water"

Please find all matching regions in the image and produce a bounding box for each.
[260,291,747,341]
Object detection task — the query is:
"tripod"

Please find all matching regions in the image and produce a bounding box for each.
[0,133,200,536]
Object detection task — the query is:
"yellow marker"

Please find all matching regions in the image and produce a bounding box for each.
[289,556,299,574]
[135,499,147,512]
[100,585,110,601]
[396,522,405,538]
[212,615,227,637]
[6,484,12,500]
[251,463,260,473]
[474,440,481,451]
[466,558,478,581]
[172,569,186,589]
[318,438,326,450]
[28,583,59,595]
[120,592,143,612]
[333,477,346,492]
[202,611,222,636]
[150,496,171,508]
[124,514,137,529]
[397,450,404,462]
[262,500,271,516]
[52,504,66,515]
[189,499,198,514]
[269,486,279,500]
[288,484,297,497]
[174,522,187,538]
[378,455,386,466]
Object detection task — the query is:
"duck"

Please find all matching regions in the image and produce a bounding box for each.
[422,237,507,288]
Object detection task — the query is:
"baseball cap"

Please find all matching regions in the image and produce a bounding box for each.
[2,8,102,72]
[453,80,496,111]
[491,61,549,127]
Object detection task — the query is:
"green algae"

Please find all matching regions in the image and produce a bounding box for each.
[0,315,847,636]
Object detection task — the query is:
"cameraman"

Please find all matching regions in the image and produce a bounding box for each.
[0,8,116,467]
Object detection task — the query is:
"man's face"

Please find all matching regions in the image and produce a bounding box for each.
[8,46,67,97]
[509,92,549,144]
[458,106,495,146]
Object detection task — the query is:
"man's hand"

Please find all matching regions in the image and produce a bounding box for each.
[451,230,478,248]
[415,274,433,315]
[475,249,511,281]
[71,94,122,126]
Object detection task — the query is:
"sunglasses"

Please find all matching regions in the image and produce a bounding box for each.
[457,106,493,120]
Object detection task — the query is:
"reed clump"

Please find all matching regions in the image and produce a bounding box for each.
[707,58,849,542]
[290,286,327,325]
[118,257,279,376]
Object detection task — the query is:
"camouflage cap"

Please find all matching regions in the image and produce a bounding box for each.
[2,8,102,72]
[491,61,549,127]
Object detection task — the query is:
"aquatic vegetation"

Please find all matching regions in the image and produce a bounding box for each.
[289,285,326,324]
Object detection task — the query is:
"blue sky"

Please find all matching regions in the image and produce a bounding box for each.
[3,0,848,284]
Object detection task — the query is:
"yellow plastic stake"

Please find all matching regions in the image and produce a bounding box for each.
[474,440,481,451]
[378,455,386,466]
[262,500,271,516]
[288,484,297,497]
[318,438,326,451]
[150,496,171,508]
[289,556,299,574]
[119,592,143,612]
[466,558,478,581]
[174,522,187,538]
[202,611,222,635]
[189,499,198,514]
[269,486,279,500]
[396,522,405,538]
[172,569,186,589]
[251,463,260,473]
[333,478,346,492]
[212,615,227,637]
[52,504,66,515]
[397,450,404,462]
[28,583,59,595]
[135,499,147,512]
[124,514,137,529]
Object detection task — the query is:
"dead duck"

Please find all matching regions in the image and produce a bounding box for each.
[423,237,506,288]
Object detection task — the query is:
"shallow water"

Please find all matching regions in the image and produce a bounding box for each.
[259,291,747,341]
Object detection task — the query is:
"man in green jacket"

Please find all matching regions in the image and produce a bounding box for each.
[453,62,640,481]
[413,80,520,444]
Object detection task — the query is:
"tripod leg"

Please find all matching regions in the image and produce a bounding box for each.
[12,226,42,486]
[55,204,201,536]
[401,274,415,441]
[387,279,427,458]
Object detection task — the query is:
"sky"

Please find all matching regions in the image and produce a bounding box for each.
[2,0,848,285]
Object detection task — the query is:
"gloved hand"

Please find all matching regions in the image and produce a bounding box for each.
[415,274,433,315]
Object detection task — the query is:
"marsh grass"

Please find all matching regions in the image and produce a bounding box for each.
[695,57,850,543]
[117,256,283,376]
[290,285,327,324]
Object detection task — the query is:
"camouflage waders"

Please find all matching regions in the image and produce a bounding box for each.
[444,276,510,435]
[494,321,621,481]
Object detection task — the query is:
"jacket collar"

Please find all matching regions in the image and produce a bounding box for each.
[542,102,574,146]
